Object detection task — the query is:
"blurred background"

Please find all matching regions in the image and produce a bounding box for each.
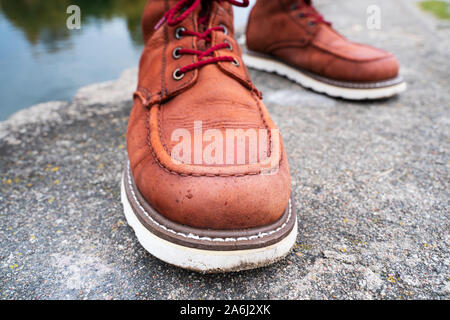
[0,0,254,121]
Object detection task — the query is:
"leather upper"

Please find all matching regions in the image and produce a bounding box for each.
[246,0,400,82]
[127,0,291,230]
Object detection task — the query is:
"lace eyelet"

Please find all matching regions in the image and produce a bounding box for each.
[172,47,182,59]
[173,68,185,80]
[298,12,305,18]
[232,58,240,67]
[175,27,185,39]
[224,40,233,51]
[308,20,316,27]
[219,24,228,35]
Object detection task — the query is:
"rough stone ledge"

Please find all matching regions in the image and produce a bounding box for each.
[0,0,448,300]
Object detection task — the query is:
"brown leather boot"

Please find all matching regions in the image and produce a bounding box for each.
[244,0,406,100]
[122,0,297,273]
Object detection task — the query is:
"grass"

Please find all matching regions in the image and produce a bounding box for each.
[419,0,450,20]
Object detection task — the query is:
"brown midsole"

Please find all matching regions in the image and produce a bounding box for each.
[245,49,404,89]
[123,162,296,251]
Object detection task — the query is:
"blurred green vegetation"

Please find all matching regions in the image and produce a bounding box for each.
[0,0,147,48]
[419,1,450,20]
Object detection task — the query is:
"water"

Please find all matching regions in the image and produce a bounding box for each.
[0,0,253,121]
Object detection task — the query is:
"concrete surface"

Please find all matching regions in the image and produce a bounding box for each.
[0,0,449,299]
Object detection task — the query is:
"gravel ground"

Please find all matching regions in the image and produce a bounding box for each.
[0,0,448,299]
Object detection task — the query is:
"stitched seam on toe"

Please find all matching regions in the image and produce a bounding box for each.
[126,162,292,242]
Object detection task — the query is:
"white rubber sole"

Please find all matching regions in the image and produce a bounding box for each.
[242,53,407,100]
[120,178,298,273]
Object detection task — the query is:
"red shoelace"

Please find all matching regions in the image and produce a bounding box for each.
[155,0,249,78]
[292,0,331,26]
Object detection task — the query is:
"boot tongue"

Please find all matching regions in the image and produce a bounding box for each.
[294,0,311,6]
[196,0,214,51]
[197,0,212,31]
[290,0,317,13]
[295,0,331,26]
[300,0,317,12]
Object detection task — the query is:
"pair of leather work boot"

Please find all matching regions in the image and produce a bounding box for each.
[121,0,405,273]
